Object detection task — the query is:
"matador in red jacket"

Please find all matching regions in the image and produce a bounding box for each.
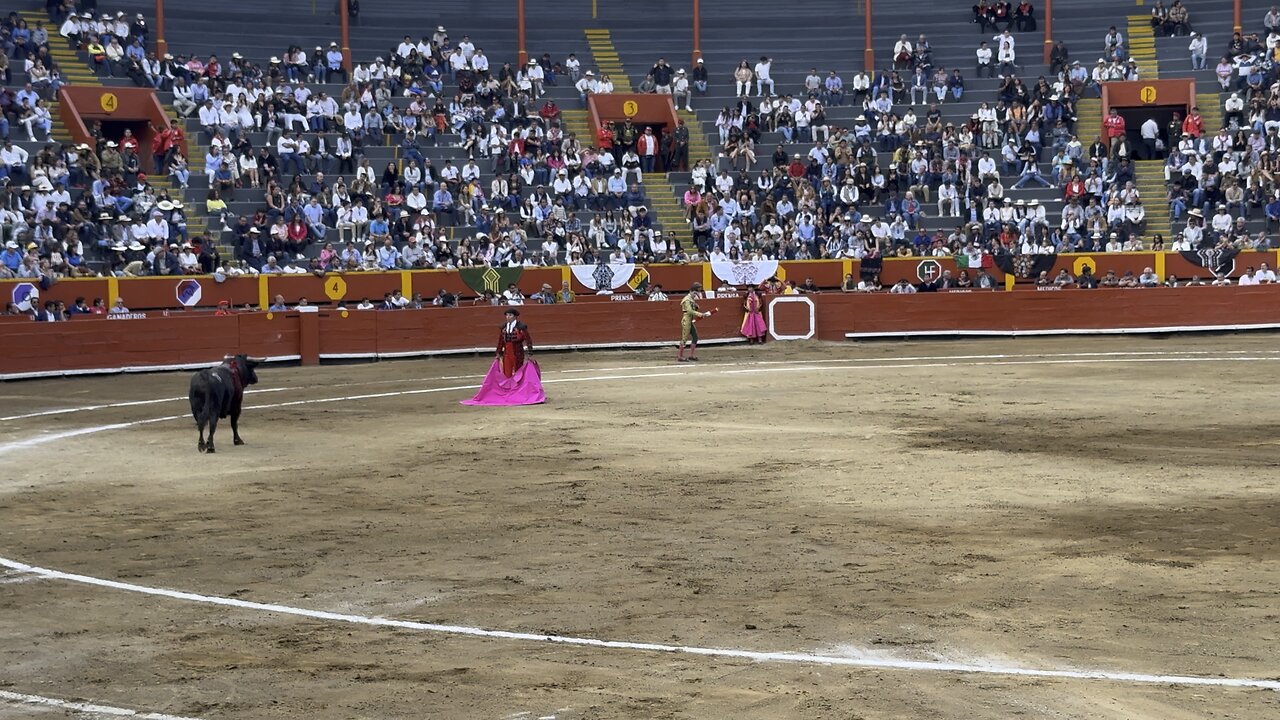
[496,308,534,377]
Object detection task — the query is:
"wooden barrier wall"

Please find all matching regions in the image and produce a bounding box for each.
[3,286,1280,379]
[5,252,1276,313]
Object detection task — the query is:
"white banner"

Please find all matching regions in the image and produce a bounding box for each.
[571,263,636,291]
[710,260,780,288]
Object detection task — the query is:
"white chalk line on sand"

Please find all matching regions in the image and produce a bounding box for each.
[722,356,1280,375]
[6,349,1279,424]
[5,354,1280,457]
[1,556,1276,691]
[5,350,1280,693]
[0,388,291,423]
[0,689,202,719]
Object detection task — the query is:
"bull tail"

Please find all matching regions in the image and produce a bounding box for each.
[189,380,206,421]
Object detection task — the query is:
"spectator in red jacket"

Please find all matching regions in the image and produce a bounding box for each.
[787,154,806,178]
[1102,107,1126,148]
[1181,106,1204,138]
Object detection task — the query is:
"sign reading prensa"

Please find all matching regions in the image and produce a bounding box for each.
[100,92,118,113]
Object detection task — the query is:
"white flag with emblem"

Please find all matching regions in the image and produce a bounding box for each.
[710,260,780,288]
[570,263,636,291]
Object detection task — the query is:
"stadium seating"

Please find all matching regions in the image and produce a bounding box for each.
[4,0,1276,284]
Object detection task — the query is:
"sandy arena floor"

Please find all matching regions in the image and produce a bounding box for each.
[0,337,1278,719]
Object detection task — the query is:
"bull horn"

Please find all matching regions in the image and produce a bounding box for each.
[246,356,267,363]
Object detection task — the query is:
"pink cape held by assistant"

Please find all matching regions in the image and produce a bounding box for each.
[461,308,546,406]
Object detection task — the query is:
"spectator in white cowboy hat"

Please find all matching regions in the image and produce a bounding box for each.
[574,70,596,106]
[525,59,545,97]
[673,68,692,111]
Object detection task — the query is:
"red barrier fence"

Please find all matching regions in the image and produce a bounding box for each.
[4,252,1274,313]
[4,286,1280,380]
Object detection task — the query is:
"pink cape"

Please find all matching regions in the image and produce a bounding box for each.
[460,358,546,406]
[741,311,767,338]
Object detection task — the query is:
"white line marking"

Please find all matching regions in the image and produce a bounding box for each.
[5,349,1272,423]
[0,689,203,719]
[722,356,1280,375]
[6,351,1280,694]
[0,416,187,456]
[4,355,1280,458]
[0,389,289,422]
[0,557,1276,691]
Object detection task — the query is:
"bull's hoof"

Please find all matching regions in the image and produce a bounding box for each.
[197,441,206,452]
[233,438,245,446]
[205,445,216,454]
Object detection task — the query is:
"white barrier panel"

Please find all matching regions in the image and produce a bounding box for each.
[767,296,816,341]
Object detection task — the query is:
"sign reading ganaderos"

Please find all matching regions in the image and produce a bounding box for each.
[459,266,525,294]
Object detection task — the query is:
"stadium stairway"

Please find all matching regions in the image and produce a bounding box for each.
[561,108,591,141]
[1076,97,1102,143]
[642,173,688,246]
[19,10,99,88]
[676,108,714,168]
[583,28,632,90]
[1134,160,1172,239]
[1194,93,1224,129]
[17,10,95,148]
[173,107,213,251]
[1127,13,1160,79]
[646,110,713,246]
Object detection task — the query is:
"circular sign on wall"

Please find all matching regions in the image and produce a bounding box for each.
[1139,86,1157,104]
[622,100,639,117]
[99,92,119,113]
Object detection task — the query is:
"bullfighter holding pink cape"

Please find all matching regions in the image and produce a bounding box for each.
[461,308,547,406]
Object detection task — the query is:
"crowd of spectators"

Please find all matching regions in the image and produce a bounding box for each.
[3,5,667,281]
[4,0,1277,294]
[0,1,1167,284]
[1157,8,1280,257]
[672,12,1127,266]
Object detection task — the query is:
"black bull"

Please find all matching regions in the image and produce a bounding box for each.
[189,355,260,453]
